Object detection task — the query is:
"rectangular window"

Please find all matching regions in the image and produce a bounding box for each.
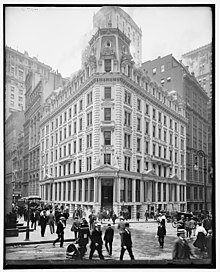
[79,160,82,173]
[73,141,76,153]
[79,118,82,131]
[153,125,156,137]
[124,133,131,148]
[128,179,132,202]
[137,117,141,131]
[164,147,167,159]
[74,121,77,134]
[145,121,149,134]
[158,112,161,123]
[124,91,131,105]
[124,111,131,126]
[104,87,111,99]
[164,130,167,142]
[137,160,141,173]
[137,138,141,152]
[145,142,149,154]
[136,180,140,201]
[124,156,131,171]
[158,128,161,139]
[146,104,149,115]
[79,138,82,152]
[69,108,72,119]
[60,115,62,125]
[153,144,156,156]
[104,131,111,145]
[153,108,156,119]
[164,115,167,126]
[104,108,111,121]
[64,112,67,122]
[105,59,111,72]
[137,99,141,111]
[79,100,83,111]
[87,134,92,148]
[69,125,71,137]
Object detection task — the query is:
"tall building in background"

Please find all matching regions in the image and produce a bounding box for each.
[5,111,25,215]
[181,43,213,188]
[39,7,187,219]
[142,54,211,213]
[23,70,66,197]
[5,46,52,119]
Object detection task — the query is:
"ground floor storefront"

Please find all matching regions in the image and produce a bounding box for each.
[39,165,187,219]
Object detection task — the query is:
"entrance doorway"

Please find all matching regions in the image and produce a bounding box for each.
[101,179,113,210]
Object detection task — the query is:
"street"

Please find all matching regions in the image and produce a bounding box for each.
[5,220,212,267]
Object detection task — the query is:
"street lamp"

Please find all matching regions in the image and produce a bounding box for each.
[23,195,41,241]
[194,150,207,215]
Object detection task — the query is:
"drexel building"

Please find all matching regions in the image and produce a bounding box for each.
[39,6,188,218]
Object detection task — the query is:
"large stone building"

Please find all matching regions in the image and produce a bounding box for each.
[23,70,66,197]
[5,111,25,214]
[142,54,210,213]
[5,46,52,119]
[181,43,213,187]
[39,7,187,219]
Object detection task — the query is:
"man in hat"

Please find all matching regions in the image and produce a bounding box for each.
[71,216,81,240]
[120,222,135,260]
[172,229,194,260]
[104,223,114,256]
[77,218,90,259]
[53,217,66,247]
[39,210,48,237]
[89,223,104,260]
[118,217,125,235]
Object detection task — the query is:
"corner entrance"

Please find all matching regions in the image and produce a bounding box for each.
[101,179,113,210]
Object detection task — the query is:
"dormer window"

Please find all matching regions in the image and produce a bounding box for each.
[105,59,111,72]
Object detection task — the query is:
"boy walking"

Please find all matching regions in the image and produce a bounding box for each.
[104,223,114,256]
[157,221,166,248]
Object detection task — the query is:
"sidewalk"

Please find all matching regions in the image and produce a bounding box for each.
[5,217,156,246]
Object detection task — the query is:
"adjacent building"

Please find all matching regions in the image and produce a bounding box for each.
[5,46,52,119]
[23,70,66,197]
[39,7,188,219]
[181,43,213,186]
[142,54,210,213]
[5,111,25,214]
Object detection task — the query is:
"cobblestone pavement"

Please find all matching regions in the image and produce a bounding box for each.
[5,218,213,267]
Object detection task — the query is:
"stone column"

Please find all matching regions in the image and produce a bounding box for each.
[60,182,64,202]
[66,181,69,202]
[43,184,46,201]
[52,183,55,202]
[140,180,144,202]
[161,182,164,202]
[125,178,128,202]
[76,180,79,202]
[98,179,101,203]
[177,184,180,202]
[57,182,60,201]
[94,177,98,203]
[82,179,85,203]
[70,181,73,202]
[117,177,121,203]
[113,178,116,203]
[48,183,51,202]
[166,183,169,203]
[155,181,158,202]
[132,179,136,203]
[88,178,91,203]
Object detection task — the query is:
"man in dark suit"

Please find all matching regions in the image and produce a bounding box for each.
[39,210,48,237]
[89,223,104,260]
[30,209,37,230]
[120,222,135,260]
[104,223,114,256]
[53,217,66,247]
[172,229,194,260]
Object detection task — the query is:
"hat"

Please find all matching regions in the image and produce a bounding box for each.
[107,223,111,226]
[60,216,65,220]
[177,229,185,234]
[96,223,102,226]
[74,216,78,219]
[208,229,212,234]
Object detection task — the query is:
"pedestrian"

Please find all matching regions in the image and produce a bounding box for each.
[118,216,125,235]
[136,211,140,222]
[184,217,190,238]
[39,210,48,237]
[193,222,207,251]
[77,218,90,259]
[161,212,166,228]
[205,229,212,259]
[157,221,166,248]
[89,222,104,260]
[120,222,135,260]
[172,229,194,261]
[112,212,117,225]
[48,210,55,234]
[144,210,149,222]
[177,215,185,230]
[203,215,212,232]
[30,209,37,230]
[53,217,66,247]
[157,213,163,224]
[104,223,114,256]
[89,211,95,230]
[71,216,81,240]
[188,217,196,238]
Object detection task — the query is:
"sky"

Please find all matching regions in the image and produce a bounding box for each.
[5,5,213,78]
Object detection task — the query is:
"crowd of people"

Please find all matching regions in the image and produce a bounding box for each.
[10,203,213,262]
